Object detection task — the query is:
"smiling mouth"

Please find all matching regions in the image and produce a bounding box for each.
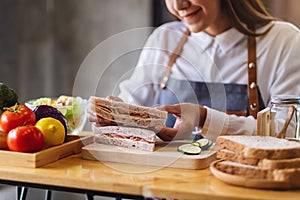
[181,8,202,19]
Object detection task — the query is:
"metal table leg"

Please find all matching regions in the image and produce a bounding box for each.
[18,187,28,200]
[45,190,52,200]
[86,192,94,200]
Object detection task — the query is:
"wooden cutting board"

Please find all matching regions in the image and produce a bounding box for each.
[81,141,217,169]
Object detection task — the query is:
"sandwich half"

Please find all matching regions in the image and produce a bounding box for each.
[88,96,167,128]
[92,125,156,151]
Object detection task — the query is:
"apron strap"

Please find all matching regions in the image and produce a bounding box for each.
[247,35,259,118]
[160,29,191,89]
[160,28,259,118]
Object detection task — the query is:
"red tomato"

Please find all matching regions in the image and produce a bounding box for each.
[7,126,44,153]
[0,104,36,133]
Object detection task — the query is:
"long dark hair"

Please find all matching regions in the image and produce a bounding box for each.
[222,0,276,36]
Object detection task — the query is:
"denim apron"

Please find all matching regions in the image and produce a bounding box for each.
[159,78,265,128]
[158,29,265,128]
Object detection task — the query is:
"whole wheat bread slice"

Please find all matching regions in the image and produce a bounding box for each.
[217,148,300,169]
[216,160,300,182]
[217,149,260,166]
[216,136,300,159]
[215,160,273,180]
[215,135,300,183]
[259,157,300,169]
[273,168,300,182]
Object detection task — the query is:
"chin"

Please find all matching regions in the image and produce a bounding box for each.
[186,25,202,33]
[183,22,203,33]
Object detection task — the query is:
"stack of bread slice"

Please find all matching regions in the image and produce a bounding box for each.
[214,135,300,184]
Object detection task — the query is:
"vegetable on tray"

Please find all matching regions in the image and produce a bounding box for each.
[0,83,18,114]
[0,104,36,133]
[27,95,87,134]
[177,138,213,155]
[33,105,68,135]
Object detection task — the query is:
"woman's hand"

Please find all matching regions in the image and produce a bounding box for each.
[155,103,207,141]
[87,96,123,126]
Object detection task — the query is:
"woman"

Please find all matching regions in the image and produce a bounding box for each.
[102,0,300,141]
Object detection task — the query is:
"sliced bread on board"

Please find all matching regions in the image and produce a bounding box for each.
[215,160,300,182]
[214,135,300,182]
[217,149,260,166]
[216,135,300,159]
[217,148,300,169]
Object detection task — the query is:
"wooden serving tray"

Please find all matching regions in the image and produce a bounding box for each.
[0,135,94,168]
[81,140,217,169]
[210,160,300,189]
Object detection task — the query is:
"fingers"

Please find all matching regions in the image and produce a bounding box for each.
[156,104,183,117]
[162,104,181,114]
[158,103,199,115]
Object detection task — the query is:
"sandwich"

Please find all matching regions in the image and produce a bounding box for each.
[88,96,168,128]
[92,125,156,151]
[87,96,167,151]
[213,135,300,184]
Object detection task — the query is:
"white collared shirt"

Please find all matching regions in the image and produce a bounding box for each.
[118,21,300,140]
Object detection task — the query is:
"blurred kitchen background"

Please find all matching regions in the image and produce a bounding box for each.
[0,0,300,199]
[0,0,173,104]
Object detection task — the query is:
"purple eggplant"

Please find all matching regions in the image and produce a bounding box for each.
[33,105,68,135]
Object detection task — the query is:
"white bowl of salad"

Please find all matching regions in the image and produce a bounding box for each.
[25,95,88,135]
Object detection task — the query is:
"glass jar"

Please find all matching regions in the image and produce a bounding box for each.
[270,95,300,139]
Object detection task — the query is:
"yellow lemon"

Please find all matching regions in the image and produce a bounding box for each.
[35,117,65,147]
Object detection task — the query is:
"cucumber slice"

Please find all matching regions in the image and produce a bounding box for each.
[177,144,202,155]
[204,140,213,150]
[196,138,213,150]
[191,142,200,147]
[196,138,209,147]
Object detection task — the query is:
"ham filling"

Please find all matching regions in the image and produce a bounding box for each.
[103,133,154,143]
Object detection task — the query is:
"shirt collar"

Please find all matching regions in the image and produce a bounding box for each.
[190,28,246,53]
[214,28,246,53]
[190,31,214,53]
